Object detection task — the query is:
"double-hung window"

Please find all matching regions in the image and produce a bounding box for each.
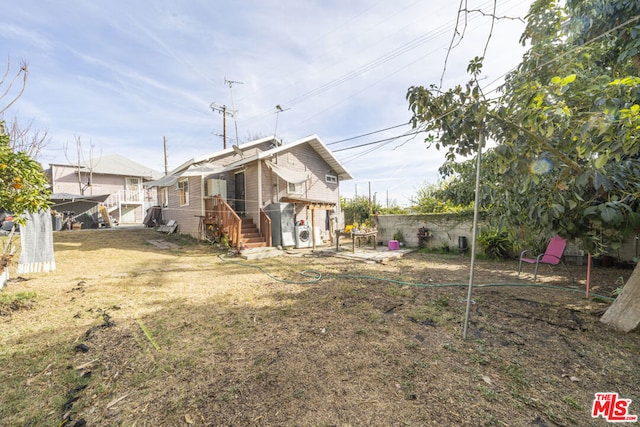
[178,179,189,206]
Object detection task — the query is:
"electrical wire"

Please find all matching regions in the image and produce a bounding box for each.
[241,0,517,126]
[332,130,422,153]
[281,0,510,109]
[323,9,640,157]
[326,123,411,146]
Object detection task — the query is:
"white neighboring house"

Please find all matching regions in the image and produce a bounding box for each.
[46,154,162,225]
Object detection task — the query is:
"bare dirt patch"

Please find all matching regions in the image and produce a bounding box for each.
[0,228,638,426]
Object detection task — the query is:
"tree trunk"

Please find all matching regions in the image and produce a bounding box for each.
[600,262,640,332]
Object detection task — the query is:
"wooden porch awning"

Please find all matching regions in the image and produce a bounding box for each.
[280,196,336,210]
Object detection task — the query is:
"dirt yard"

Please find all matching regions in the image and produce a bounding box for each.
[1,228,638,426]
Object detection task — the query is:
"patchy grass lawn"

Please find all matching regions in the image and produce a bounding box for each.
[1,228,638,426]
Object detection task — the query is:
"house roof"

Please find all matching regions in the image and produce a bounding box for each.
[280,135,353,181]
[49,154,162,180]
[171,136,277,175]
[144,163,225,188]
[173,134,352,181]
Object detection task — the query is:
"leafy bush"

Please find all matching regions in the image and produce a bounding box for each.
[477,228,513,260]
[393,229,405,243]
[341,196,382,226]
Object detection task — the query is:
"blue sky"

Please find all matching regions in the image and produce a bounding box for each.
[2,0,533,206]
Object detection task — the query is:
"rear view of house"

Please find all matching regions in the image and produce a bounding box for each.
[146,135,352,248]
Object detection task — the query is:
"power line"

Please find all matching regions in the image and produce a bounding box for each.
[331,12,640,162]
[326,122,410,146]
[241,0,513,125]
[332,130,422,153]
[281,0,503,109]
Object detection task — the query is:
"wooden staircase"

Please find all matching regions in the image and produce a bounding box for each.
[205,196,272,249]
[240,217,268,249]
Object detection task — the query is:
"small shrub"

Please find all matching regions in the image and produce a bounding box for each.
[477,228,513,260]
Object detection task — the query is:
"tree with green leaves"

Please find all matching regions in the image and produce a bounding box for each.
[0,122,51,221]
[406,0,640,331]
[1,59,50,223]
[1,60,51,269]
[411,181,474,215]
[340,195,382,227]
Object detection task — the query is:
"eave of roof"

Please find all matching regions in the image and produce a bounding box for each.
[49,154,162,180]
[211,134,353,181]
[171,136,279,175]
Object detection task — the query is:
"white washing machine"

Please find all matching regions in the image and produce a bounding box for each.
[295,225,312,248]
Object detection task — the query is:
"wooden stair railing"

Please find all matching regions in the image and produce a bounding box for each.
[259,208,272,247]
[204,195,242,248]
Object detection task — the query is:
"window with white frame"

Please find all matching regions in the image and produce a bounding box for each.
[177,179,189,206]
[287,181,303,195]
[325,174,338,184]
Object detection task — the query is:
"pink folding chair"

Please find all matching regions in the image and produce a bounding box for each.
[518,235,572,283]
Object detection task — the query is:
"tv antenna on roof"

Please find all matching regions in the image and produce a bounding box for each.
[274,104,290,138]
[232,144,244,158]
[225,77,243,146]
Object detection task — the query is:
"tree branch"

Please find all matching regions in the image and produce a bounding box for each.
[0,60,28,116]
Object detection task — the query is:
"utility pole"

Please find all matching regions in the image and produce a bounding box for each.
[210,102,234,149]
[163,136,168,176]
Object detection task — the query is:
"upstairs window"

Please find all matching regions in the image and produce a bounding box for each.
[325,174,338,184]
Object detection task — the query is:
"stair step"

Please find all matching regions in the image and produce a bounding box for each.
[243,241,267,249]
[234,217,268,248]
[241,236,266,243]
[241,232,262,239]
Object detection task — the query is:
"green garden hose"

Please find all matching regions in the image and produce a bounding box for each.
[217,255,615,301]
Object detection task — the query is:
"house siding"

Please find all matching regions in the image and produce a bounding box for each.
[163,176,203,238]
[266,146,339,242]
[51,165,156,197]
[244,164,260,224]
[49,164,158,224]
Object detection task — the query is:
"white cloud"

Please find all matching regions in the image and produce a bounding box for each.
[2,0,533,205]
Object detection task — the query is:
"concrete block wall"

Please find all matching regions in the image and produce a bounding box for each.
[375,214,474,251]
[375,213,639,263]
[608,233,639,263]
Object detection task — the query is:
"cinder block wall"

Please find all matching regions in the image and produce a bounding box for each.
[375,213,638,262]
[375,214,475,251]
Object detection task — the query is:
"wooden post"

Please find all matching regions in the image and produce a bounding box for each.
[311,207,316,250]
